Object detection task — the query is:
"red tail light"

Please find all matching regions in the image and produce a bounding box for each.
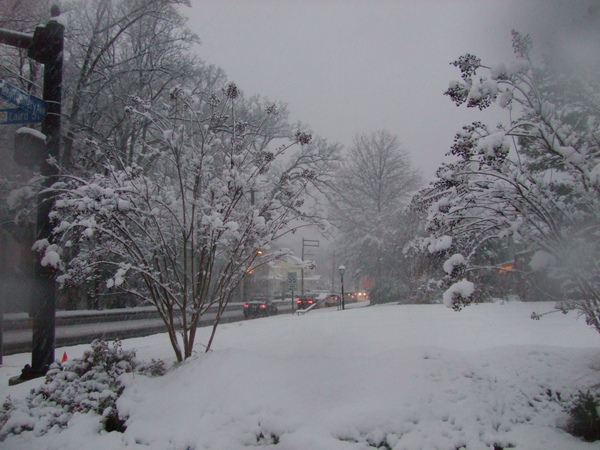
[308,300,313,304]
[260,304,266,309]
[244,304,249,307]
[297,300,302,304]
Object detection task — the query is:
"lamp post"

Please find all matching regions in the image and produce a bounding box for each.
[339,265,345,310]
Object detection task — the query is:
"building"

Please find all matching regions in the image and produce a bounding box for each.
[243,253,320,301]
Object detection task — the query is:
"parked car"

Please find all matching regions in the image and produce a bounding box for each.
[313,292,340,308]
[296,295,317,310]
[323,294,340,307]
[243,298,278,318]
[344,292,358,304]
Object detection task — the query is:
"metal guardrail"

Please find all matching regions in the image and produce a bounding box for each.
[3,301,294,356]
[3,306,161,331]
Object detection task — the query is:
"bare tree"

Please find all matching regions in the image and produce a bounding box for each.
[328,130,422,300]
[60,0,196,168]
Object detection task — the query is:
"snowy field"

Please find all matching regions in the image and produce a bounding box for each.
[1,300,599,449]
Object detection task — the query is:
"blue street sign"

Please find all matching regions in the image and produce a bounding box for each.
[0,108,44,125]
[0,79,46,119]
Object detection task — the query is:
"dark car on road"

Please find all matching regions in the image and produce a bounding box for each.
[243,298,278,318]
[296,295,317,310]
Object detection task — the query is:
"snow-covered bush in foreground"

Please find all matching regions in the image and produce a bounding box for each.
[565,389,600,442]
[417,30,600,332]
[0,340,164,439]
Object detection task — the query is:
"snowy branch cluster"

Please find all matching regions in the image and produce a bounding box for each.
[417,31,600,329]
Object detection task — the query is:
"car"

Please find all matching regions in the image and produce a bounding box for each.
[356,291,370,301]
[313,292,340,308]
[296,295,317,310]
[323,294,340,307]
[243,298,278,318]
[344,292,358,304]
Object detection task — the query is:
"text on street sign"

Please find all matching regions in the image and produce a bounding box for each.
[0,108,44,125]
[0,79,47,119]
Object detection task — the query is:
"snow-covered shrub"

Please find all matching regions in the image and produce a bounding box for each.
[0,339,164,439]
[45,84,339,362]
[565,390,600,442]
[137,358,167,378]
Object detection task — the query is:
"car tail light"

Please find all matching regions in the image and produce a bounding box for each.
[260,304,266,309]
[297,300,302,304]
[308,300,313,304]
[244,304,249,307]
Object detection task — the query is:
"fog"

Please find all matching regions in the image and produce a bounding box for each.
[184,0,600,274]
[187,0,599,180]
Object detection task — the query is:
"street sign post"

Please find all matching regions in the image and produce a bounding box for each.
[301,238,319,297]
[287,272,298,291]
[0,80,47,120]
[287,272,297,312]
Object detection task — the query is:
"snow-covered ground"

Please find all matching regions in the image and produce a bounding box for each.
[1,300,599,449]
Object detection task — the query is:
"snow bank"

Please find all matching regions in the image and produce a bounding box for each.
[1,302,598,449]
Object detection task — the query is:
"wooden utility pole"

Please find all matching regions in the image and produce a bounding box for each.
[0,6,64,383]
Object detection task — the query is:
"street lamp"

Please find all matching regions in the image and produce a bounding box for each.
[339,265,345,310]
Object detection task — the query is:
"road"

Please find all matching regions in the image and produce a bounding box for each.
[2,300,296,356]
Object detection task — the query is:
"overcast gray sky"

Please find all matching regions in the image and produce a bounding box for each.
[184,0,597,180]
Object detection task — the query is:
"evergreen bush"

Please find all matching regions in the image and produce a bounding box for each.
[566,390,600,442]
[0,339,165,439]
